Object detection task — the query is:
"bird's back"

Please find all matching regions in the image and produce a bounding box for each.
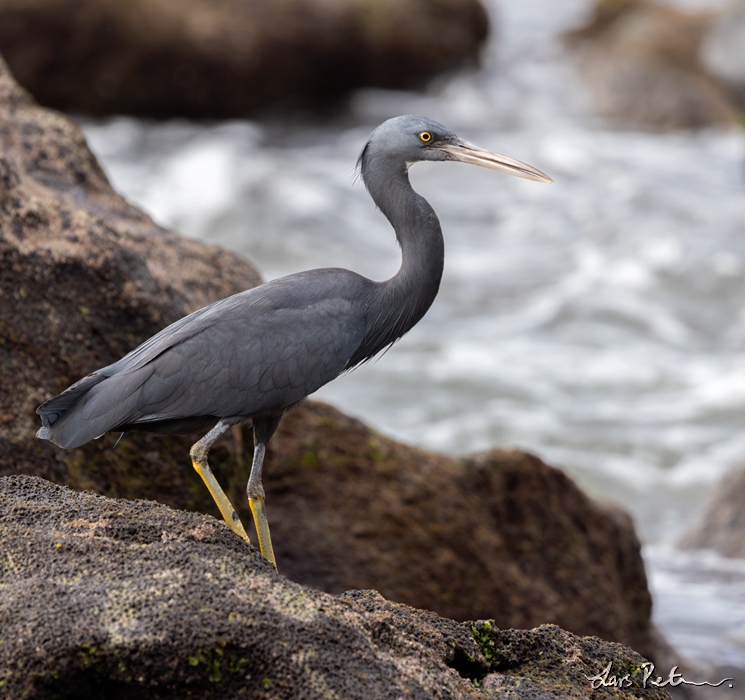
[38,269,372,448]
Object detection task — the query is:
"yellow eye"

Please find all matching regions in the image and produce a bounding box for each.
[419,132,432,142]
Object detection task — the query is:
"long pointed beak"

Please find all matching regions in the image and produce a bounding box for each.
[436,139,553,184]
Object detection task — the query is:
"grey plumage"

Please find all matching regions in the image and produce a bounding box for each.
[39,270,370,447]
[37,115,552,569]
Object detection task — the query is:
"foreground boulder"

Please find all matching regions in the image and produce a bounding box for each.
[564,0,736,130]
[1,52,656,657]
[0,0,488,118]
[0,475,671,700]
[681,463,745,557]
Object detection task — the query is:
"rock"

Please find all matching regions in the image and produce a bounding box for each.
[680,463,745,557]
[0,474,672,699]
[261,405,657,660]
[701,0,745,112]
[0,0,488,119]
[564,0,736,130]
[0,52,657,660]
[0,50,261,479]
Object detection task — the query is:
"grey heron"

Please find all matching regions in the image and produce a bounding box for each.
[37,115,552,570]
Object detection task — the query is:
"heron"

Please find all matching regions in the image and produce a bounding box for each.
[37,115,552,570]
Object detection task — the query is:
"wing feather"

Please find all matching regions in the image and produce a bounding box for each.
[127,270,369,423]
[38,269,371,445]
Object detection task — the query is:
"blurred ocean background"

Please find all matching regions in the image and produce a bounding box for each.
[80,0,745,675]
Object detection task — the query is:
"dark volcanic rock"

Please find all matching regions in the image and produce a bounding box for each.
[1,52,656,660]
[681,463,745,558]
[0,474,672,700]
[565,0,736,130]
[0,0,488,119]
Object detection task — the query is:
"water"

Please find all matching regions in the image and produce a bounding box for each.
[79,0,745,673]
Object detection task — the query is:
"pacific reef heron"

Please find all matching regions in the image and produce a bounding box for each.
[37,115,552,570]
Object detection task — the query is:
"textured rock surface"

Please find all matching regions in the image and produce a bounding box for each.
[681,463,745,558]
[0,475,671,700]
[565,0,736,130]
[261,405,656,659]
[0,50,261,480]
[0,0,488,119]
[1,52,656,660]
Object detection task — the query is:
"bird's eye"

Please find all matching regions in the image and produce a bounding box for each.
[419,132,432,142]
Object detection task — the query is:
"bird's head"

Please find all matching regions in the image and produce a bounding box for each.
[358,115,552,184]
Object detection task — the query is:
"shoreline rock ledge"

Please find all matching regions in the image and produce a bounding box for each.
[0,474,671,700]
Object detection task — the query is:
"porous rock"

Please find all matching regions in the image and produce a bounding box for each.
[0,474,671,699]
[1,51,657,661]
[564,0,736,130]
[262,406,656,660]
[680,463,745,558]
[0,0,488,119]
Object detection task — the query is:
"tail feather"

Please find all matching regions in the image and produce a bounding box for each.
[36,371,147,448]
[37,374,107,429]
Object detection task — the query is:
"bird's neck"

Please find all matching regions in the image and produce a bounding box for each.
[357,166,445,362]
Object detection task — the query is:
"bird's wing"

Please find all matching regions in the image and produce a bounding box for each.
[132,296,365,421]
[76,271,369,429]
[100,296,239,376]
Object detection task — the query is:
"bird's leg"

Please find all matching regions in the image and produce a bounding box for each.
[190,419,250,543]
[247,442,274,568]
[248,416,281,571]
